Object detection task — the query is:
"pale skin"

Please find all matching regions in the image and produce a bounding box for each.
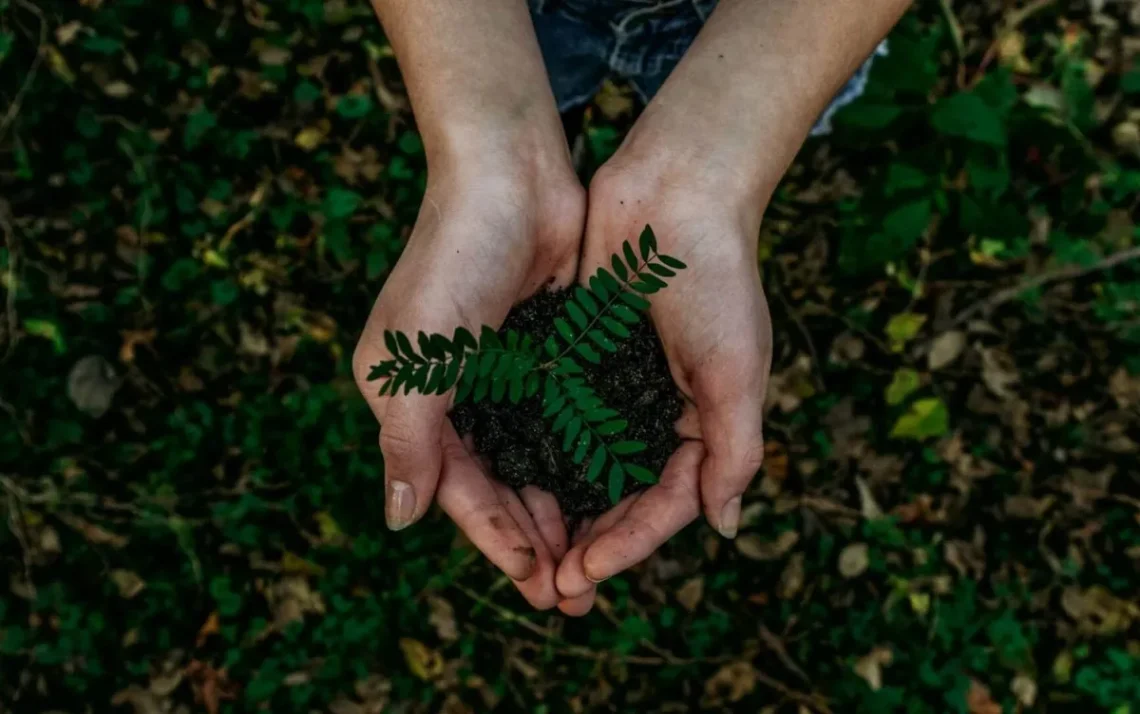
[354,0,913,614]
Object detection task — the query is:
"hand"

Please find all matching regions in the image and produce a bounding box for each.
[554,151,774,614]
[352,152,586,610]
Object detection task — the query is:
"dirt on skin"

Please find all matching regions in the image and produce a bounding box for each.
[450,288,683,518]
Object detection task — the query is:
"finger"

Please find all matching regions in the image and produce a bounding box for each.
[579,441,705,583]
[436,426,537,581]
[520,486,569,561]
[555,498,640,599]
[378,395,448,531]
[494,483,560,610]
[693,361,767,540]
[558,589,596,617]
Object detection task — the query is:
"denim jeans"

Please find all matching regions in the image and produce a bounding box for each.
[527,0,887,136]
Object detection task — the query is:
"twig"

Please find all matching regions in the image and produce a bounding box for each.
[0,200,18,359]
[937,0,966,86]
[771,264,825,392]
[952,245,1140,326]
[0,0,48,143]
[454,583,556,639]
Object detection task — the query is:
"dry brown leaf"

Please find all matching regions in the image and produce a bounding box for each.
[703,660,758,706]
[427,595,459,642]
[928,331,966,370]
[110,569,146,598]
[981,348,1020,399]
[736,530,799,561]
[58,513,128,548]
[1061,585,1138,635]
[777,552,805,599]
[838,543,870,579]
[110,686,163,714]
[1011,674,1037,707]
[196,612,220,647]
[853,647,894,691]
[966,678,1001,714]
[676,576,704,612]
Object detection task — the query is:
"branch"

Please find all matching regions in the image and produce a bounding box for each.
[952,245,1140,326]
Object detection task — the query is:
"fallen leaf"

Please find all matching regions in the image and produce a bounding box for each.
[595,79,634,120]
[1004,494,1054,519]
[294,124,328,151]
[966,678,1001,714]
[110,569,146,598]
[890,397,950,440]
[195,612,220,647]
[399,638,444,681]
[1011,674,1037,707]
[777,552,805,599]
[981,348,1019,399]
[58,513,128,548]
[855,476,884,519]
[676,576,704,612]
[885,368,921,405]
[67,355,120,417]
[427,595,459,642]
[736,530,799,561]
[1061,585,1138,635]
[928,331,966,370]
[885,313,926,353]
[119,329,156,363]
[703,660,758,706]
[110,686,163,714]
[103,80,133,98]
[853,647,894,691]
[838,543,870,578]
[55,20,83,45]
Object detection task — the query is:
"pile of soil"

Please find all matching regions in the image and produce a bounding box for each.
[450,289,683,518]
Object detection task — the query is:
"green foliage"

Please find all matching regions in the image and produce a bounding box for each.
[368,227,686,502]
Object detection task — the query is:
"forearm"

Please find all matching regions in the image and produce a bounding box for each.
[619,0,911,206]
[370,0,567,173]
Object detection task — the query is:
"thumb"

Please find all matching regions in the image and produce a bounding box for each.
[378,394,448,531]
[694,365,766,539]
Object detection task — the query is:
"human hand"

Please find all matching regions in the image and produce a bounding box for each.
[352,147,585,609]
[553,146,774,615]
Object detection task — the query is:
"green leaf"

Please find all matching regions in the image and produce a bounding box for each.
[586,446,606,483]
[543,395,566,418]
[443,356,462,391]
[930,92,1006,146]
[608,462,625,505]
[635,273,667,291]
[883,197,933,245]
[589,274,610,301]
[479,325,502,351]
[885,312,927,352]
[647,262,675,278]
[425,363,445,393]
[619,291,651,311]
[396,332,421,363]
[598,269,622,295]
[611,255,628,282]
[658,254,687,270]
[565,301,588,329]
[461,357,478,387]
[544,336,560,358]
[610,441,647,455]
[336,94,373,119]
[418,332,442,360]
[490,377,506,403]
[478,351,496,377]
[596,420,628,435]
[622,241,639,272]
[890,397,950,440]
[572,432,591,464]
[600,316,631,339]
[323,188,362,219]
[383,330,399,358]
[885,368,920,405]
[552,406,574,432]
[509,373,523,404]
[625,464,657,484]
[638,225,657,260]
[525,372,540,398]
[455,377,473,404]
[562,418,582,451]
[587,330,617,353]
[574,343,602,364]
[493,353,514,379]
[506,330,519,351]
[555,357,583,375]
[555,317,576,345]
[611,304,640,324]
[585,408,619,422]
[473,378,489,403]
[453,327,477,352]
[574,287,599,316]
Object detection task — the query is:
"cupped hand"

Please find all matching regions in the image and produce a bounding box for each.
[352,154,585,609]
[554,157,774,614]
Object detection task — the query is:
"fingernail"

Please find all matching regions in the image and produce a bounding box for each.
[386,479,415,531]
[718,496,742,539]
[586,574,609,584]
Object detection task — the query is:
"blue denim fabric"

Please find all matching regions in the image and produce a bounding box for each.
[527,0,887,136]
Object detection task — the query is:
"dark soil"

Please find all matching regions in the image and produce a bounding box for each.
[450,289,683,518]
